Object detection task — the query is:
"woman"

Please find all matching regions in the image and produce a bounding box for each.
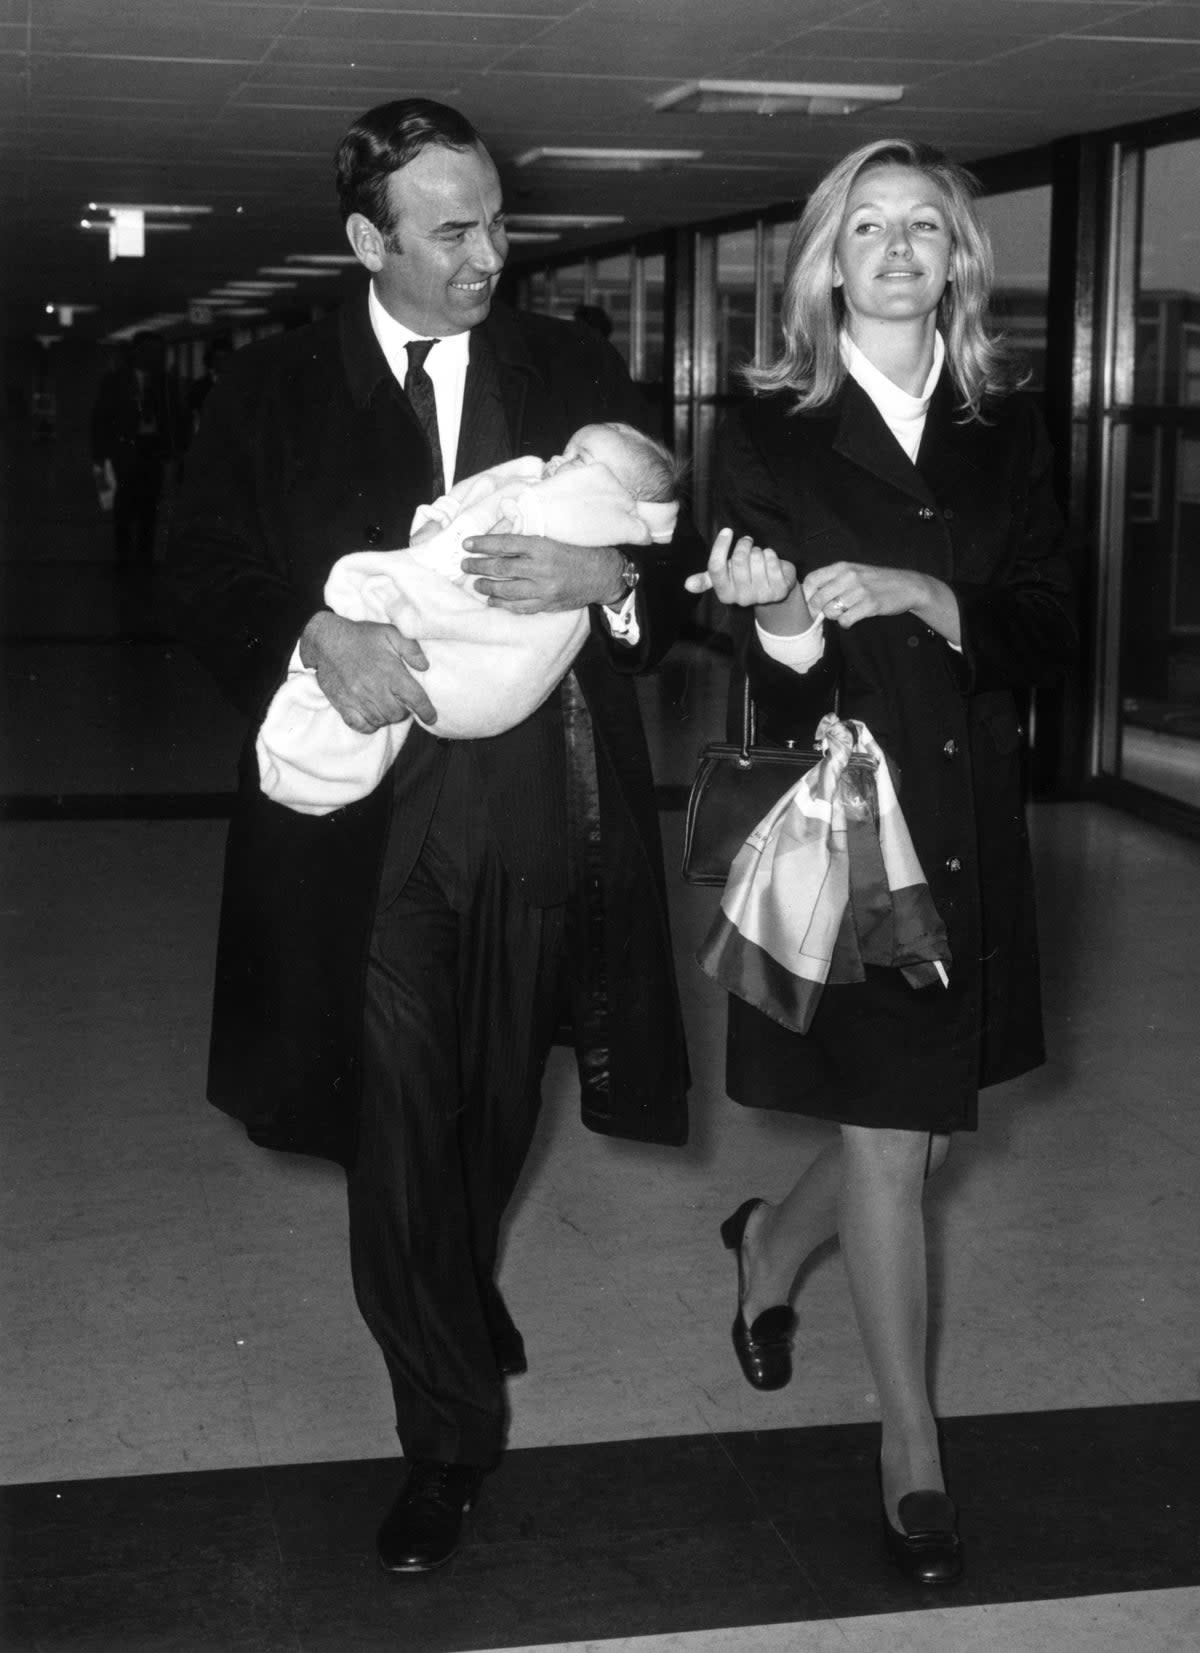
[688,139,1075,1585]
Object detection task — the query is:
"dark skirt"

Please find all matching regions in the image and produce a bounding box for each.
[725,960,1043,1134]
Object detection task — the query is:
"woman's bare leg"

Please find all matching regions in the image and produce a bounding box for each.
[838,1124,950,1524]
[738,1137,842,1323]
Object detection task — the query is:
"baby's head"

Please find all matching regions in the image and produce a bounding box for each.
[551,422,683,503]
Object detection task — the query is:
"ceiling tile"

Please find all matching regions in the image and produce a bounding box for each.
[29,55,253,100]
[278,9,547,48]
[835,0,1156,28]
[263,35,502,71]
[4,0,1199,337]
[1077,4,1200,43]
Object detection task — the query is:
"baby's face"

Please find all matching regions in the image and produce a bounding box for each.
[546,424,634,483]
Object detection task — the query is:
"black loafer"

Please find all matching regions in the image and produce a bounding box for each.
[377,1460,485,1574]
[719,1198,796,1391]
[882,1489,963,1586]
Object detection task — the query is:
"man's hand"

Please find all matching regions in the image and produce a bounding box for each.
[298,611,435,733]
[461,533,627,613]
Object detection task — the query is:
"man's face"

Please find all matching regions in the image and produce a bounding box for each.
[351,142,508,336]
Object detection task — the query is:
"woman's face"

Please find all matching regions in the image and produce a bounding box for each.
[832,164,952,333]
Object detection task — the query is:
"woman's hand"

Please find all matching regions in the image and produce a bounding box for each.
[803,561,962,646]
[685,528,799,606]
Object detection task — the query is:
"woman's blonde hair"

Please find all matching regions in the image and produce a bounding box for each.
[746,138,1026,419]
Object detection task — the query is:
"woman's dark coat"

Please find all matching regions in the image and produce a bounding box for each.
[170,297,699,1165]
[715,370,1076,1132]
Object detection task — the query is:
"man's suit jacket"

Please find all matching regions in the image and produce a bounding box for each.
[171,296,698,1164]
[714,371,1077,1130]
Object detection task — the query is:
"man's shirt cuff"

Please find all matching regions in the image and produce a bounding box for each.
[601,587,640,646]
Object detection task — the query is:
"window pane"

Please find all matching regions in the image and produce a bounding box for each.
[592,253,631,362]
[541,263,586,320]
[1137,138,1200,406]
[1110,136,1200,807]
[715,228,756,393]
[976,184,1051,393]
[1117,429,1200,807]
[766,220,791,360]
[642,252,665,386]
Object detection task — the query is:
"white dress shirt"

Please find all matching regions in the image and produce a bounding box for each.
[758,329,946,673]
[369,282,469,487]
[368,280,639,639]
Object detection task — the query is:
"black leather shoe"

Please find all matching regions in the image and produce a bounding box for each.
[494,1334,527,1379]
[719,1198,796,1391]
[484,1282,528,1378]
[882,1489,963,1585]
[376,1460,485,1574]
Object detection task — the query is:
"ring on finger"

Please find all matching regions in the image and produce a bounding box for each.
[829,597,846,614]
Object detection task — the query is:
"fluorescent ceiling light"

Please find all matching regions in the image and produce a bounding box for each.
[284,253,359,266]
[79,218,190,232]
[258,265,341,278]
[514,147,701,172]
[652,79,904,116]
[505,232,562,244]
[217,281,292,293]
[44,302,97,326]
[88,201,212,215]
[107,314,187,340]
[505,214,626,229]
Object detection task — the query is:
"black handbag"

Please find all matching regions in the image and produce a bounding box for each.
[680,675,824,887]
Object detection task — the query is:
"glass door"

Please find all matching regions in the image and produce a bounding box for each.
[1098,133,1200,812]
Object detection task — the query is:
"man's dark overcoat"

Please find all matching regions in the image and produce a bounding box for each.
[715,371,1077,1133]
[170,296,697,1164]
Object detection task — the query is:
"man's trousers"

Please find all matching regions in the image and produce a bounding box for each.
[347,743,567,1466]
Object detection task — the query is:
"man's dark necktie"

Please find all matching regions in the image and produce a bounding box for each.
[404,338,444,498]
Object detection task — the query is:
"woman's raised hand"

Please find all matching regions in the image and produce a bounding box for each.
[685,528,798,606]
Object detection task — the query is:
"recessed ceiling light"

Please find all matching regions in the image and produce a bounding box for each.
[284,254,359,266]
[258,265,341,278]
[79,218,191,233]
[513,147,702,172]
[505,214,626,229]
[87,201,212,215]
[218,281,294,293]
[652,79,904,116]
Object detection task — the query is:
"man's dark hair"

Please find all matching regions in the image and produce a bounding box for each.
[335,99,481,231]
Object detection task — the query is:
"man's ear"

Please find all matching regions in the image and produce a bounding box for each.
[345,212,388,273]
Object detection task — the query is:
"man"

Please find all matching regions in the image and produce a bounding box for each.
[170,100,697,1573]
[91,330,180,564]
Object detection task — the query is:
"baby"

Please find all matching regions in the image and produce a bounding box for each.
[257,422,681,815]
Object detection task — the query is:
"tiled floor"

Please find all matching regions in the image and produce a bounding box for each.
[2,415,1198,1651]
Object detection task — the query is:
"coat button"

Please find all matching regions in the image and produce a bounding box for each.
[907,634,920,648]
[942,739,958,757]
[363,522,384,546]
[918,505,936,519]
[945,855,963,873]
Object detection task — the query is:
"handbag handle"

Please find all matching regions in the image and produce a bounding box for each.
[736,660,840,765]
